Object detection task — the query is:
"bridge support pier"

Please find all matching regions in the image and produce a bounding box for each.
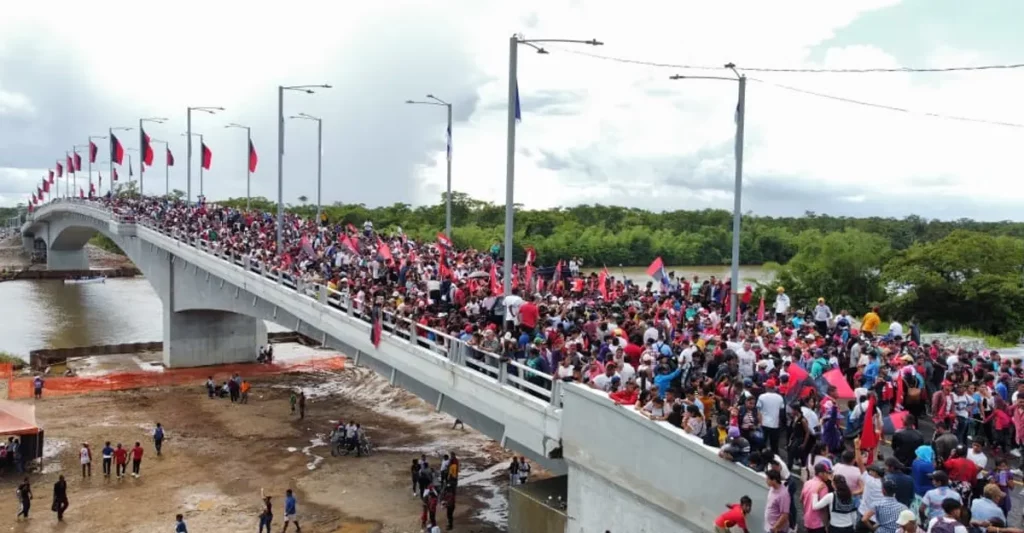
[22,235,34,254]
[46,248,89,270]
[162,310,267,368]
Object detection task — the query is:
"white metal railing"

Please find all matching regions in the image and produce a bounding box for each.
[30,198,562,409]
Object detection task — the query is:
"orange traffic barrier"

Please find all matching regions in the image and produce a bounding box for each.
[8,356,345,399]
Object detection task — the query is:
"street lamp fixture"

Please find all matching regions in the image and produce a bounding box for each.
[277,84,332,255]
[668,63,746,322]
[405,94,454,239]
[186,106,224,204]
[502,35,603,294]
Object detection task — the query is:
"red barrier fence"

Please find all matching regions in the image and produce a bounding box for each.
[8,356,345,399]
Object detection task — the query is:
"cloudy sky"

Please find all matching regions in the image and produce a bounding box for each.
[2,0,1023,220]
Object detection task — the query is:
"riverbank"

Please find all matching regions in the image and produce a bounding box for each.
[0,364,515,532]
[0,234,136,271]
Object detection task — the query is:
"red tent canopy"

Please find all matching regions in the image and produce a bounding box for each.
[0,399,39,436]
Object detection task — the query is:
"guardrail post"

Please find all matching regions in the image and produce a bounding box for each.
[550,380,563,408]
[498,358,508,387]
[318,285,327,304]
[243,256,250,271]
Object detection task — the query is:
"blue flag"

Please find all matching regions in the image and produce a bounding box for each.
[515,82,522,123]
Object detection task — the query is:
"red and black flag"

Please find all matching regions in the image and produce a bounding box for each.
[31,192,36,204]
[369,305,383,349]
[56,162,63,177]
[201,142,212,170]
[110,134,125,165]
[48,170,54,184]
[112,168,119,182]
[141,129,154,167]
[248,139,258,172]
[89,141,98,163]
[66,155,74,174]
[73,151,82,172]
[43,178,50,193]
[166,147,175,167]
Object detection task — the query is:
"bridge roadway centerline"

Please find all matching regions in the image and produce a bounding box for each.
[23,198,770,533]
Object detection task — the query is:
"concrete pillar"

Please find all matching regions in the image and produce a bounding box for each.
[47,248,90,270]
[22,235,34,253]
[162,310,268,368]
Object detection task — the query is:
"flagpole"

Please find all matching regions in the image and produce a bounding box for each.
[277,84,331,256]
[199,134,204,199]
[89,135,107,196]
[445,102,453,239]
[730,74,746,323]
[187,110,193,204]
[108,128,113,197]
[247,128,252,211]
[316,117,322,223]
[139,119,144,196]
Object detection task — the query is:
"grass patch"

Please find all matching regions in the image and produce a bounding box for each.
[947,329,1019,349]
[88,233,126,255]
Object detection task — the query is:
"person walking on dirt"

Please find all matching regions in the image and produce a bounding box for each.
[16,476,31,520]
[282,489,301,532]
[240,380,251,404]
[113,443,128,479]
[421,484,439,529]
[290,390,297,414]
[101,441,113,477]
[298,391,306,420]
[206,376,215,399]
[154,423,165,456]
[79,443,92,478]
[130,441,144,478]
[175,513,188,532]
[258,489,273,533]
[441,485,456,530]
[33,375,43,399]
[52,474,68,522]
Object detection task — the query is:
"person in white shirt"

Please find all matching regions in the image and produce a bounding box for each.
[889,320,904,338]
[773,287,790,321]
[502,290,524,329]
[757,381,786,455]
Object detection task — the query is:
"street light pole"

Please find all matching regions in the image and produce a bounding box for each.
[186,107,223,204]
[288,113,324,222]
[669,65,746,322]
[277,84,331,256]
[404,94,453,239]
[138,117,168,197]
[226,123,253,210]
[503,35,604,294]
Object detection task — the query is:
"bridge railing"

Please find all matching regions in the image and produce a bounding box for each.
[101,209,561,409]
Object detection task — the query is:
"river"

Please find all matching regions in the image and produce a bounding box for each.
[0,278,285,361]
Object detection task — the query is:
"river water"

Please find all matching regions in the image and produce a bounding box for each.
[0,278,285,361]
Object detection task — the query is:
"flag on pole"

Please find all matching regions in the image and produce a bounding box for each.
[166,147,175,166]
[436,232,452,248]
[756,296,765,322]
[79,188,84,199]
[56,162,63,177]
[110,134,125,164]
[524,246,537,265]
[73,151,82,172]
[248,139,258,172]
[31,193,36,204]
[142,129,154,167]
[113,168,119,182]
[201,142,212,170]
[514,82,522,122]
[376,237,393,263]
[489,263,502,295]
[48,170,54,184]
[646,257,669,288]
[43,179,50,193]
[89,141,98,163]
[66,155,74,174]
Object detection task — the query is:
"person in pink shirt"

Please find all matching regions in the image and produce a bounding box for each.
[801,462,832,533]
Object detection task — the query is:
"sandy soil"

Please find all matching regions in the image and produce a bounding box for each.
[0,366,518,532]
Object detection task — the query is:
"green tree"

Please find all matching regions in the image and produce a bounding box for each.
[763,229,891,314]
[881,230,1024,340]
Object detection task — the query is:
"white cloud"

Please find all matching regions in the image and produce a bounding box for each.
[1,0,1022,220]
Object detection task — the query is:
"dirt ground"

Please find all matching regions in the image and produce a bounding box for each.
[0,366,520,533]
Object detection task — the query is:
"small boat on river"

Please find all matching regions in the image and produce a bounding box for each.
[64,276,106,285]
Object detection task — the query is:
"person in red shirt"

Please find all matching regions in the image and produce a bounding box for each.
[714,496,752,533]
[518,296,540,334]
[130,441,145,478]
[944,445,979,485]
[113,443,129,479]
[610,381,639,405]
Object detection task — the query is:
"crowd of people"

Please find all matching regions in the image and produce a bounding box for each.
[36,194,1024,532]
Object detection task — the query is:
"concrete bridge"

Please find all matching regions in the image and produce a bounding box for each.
[23,199,768,533]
